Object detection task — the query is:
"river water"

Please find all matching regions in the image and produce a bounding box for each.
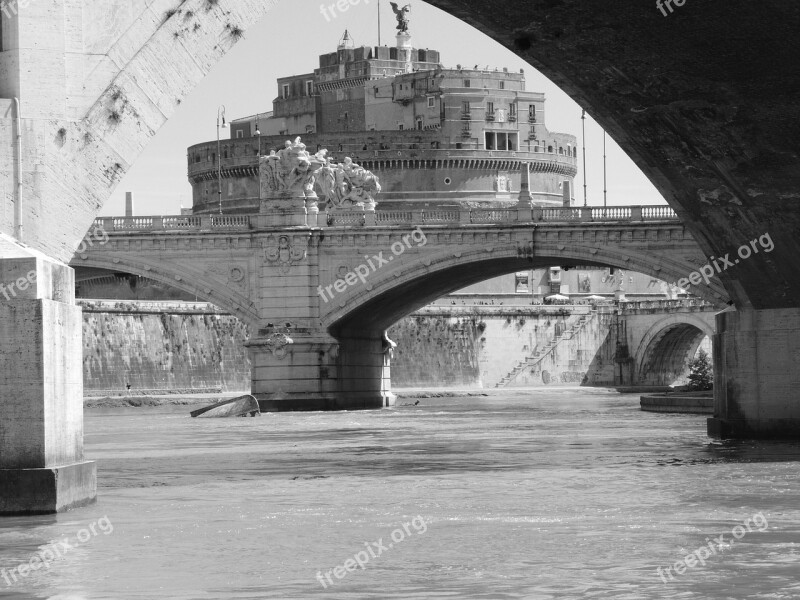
[1,388,799,599]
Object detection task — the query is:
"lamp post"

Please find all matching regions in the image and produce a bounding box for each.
[581,108,587,207]
[603,129,607,208]
[216,105,227,215]
[255,112,261,157]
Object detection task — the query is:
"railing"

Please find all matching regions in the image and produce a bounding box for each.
[619,299,714,312]
[90,205,680,234]
[211,215,250,229]
[423,210,460,224]
[327,212,366,227]
[470,209,517,223]
[376,211,413,225]
[642,206,678,220]
[162,216,202,230]
[541,207,581,221]
[94,215,250,232]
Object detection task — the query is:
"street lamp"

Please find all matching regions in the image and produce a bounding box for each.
[581,108,587,207]
[217,105,228,215]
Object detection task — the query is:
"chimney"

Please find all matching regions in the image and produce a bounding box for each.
[562,181,571,207]
[125,192,134,216]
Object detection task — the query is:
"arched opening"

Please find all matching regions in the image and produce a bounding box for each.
[637,323,712,387]
[73,267,252,396]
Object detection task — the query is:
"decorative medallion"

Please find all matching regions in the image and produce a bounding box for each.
[265,235,307,274]
[265,332,293,359]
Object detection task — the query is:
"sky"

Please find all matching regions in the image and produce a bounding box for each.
[102,0,667,217]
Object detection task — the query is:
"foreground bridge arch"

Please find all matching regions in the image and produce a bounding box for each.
[633,314,715,387]
[3,0,799,514]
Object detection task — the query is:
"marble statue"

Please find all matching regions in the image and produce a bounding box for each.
[318,157,382,209]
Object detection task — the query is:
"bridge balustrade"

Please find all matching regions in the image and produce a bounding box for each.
[470,209,518,223]
[91,205,679,233]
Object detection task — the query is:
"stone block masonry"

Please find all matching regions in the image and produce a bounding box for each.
[80,301,250,394]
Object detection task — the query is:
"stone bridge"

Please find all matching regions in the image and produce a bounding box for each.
[74,201,725,410]
[621,300,717,387]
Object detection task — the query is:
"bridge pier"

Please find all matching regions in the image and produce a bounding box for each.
[248,330,394,411]
[0,249,96,514]
[709,308,800,439]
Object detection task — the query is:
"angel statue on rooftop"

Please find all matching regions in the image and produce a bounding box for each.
[390,2,411,33]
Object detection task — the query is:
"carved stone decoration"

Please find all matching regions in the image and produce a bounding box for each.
[264,235,308,274]
[265,332,293,359]
[206,262,248,292]
[230,267,245,282]
[318,157,382,210]
[259,137,327,199]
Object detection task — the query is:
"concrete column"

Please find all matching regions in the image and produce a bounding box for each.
[125,192,134,217]
[709,307,800,438]
[0,240,96,514]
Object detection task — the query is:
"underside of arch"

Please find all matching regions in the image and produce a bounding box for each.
[74,258,258,327]
[329,252,721,337]
[638,323,711,386]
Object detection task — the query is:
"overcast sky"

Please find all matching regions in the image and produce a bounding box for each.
[102,0,666,216]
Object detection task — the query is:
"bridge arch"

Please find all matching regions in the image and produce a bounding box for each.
[75,258,259,328]
[324,244,724,335]
[633,314,715,387]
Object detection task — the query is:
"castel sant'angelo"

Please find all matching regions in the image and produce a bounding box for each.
[186,21,579,215]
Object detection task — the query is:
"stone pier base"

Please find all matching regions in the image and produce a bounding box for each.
[0,246,96,515]
[0,462,97,515]
[708,307,800,439]
[246,329,395,412]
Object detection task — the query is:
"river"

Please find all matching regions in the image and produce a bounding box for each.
[1,388,799,599]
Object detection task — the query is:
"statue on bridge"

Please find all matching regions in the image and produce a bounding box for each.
[390,2,411,33]
[260,137,327,199]
[318,156,382,210]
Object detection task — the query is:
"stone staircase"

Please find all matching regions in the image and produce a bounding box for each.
[494,311,596,388]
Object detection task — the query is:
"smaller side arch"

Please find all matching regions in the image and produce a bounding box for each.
[633,314,715,386]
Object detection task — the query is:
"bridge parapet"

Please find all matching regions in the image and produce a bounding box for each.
[93,205,678,233]
[619,299,717,314]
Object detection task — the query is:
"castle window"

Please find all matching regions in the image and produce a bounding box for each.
[306,80,313,96]
[427,96,435,108]
[236,130,243,139]
[416,117,424,130]
[499,81,505,90]
[282,84,289,99]
[464,79,470,87]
